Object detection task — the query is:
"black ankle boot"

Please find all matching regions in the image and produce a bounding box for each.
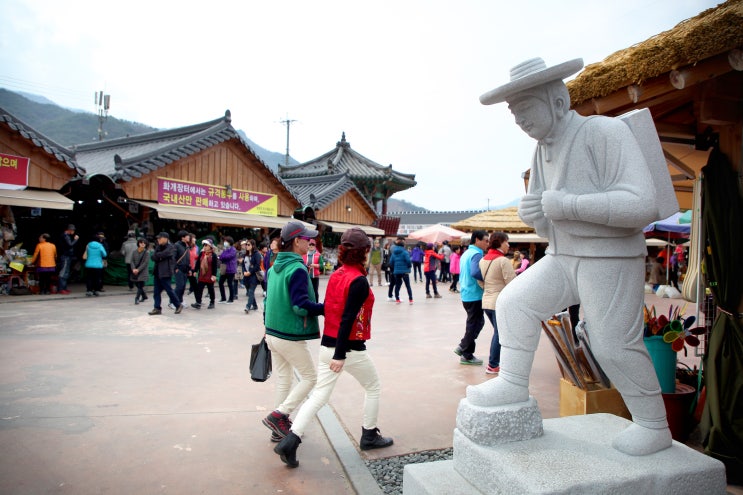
[274,432,301,468]
[360,427,394,450]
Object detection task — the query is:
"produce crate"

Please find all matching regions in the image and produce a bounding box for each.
[559,378,631,419]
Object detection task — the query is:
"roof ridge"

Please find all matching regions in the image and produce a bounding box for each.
[74,112,230,152]
[0,106,84,174]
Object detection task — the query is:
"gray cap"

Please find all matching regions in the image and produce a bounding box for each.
[280,221,318,243]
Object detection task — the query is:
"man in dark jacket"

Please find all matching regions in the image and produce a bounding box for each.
[57,224,79,294]
[149,232,183,315]
[173,230,191,304]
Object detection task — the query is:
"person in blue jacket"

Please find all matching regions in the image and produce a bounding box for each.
[390,237,414,304]
[83,233,107,297]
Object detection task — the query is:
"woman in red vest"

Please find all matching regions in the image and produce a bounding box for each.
[274,228,393,468]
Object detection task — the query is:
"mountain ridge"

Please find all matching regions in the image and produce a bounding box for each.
[2,88,519,213]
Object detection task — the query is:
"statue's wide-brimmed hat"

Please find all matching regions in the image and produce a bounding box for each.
[480,57,583,105]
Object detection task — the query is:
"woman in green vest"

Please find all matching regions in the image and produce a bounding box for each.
[261,221,324,443]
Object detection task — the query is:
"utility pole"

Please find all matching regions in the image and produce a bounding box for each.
[95,91,111,141]
[279,115,297,167]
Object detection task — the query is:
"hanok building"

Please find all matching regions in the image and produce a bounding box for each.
[71,110,303,247]
[282,172,384,237]
[279,132,417,235]
[1,108,83,248]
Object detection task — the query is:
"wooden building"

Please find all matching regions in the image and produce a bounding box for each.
[283,172,384,237]
[73,110,303,243]
[279,132,417,215]
[1,108,83,249]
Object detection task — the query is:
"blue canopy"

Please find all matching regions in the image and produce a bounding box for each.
[643,212,691,237]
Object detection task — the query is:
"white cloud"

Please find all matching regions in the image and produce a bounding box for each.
[0,0,718,210]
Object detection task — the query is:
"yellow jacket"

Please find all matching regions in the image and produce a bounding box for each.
[32,241,57,268]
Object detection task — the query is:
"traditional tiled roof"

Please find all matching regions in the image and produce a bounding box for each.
[0,107,84,175]
[278,132,416,194]
[283,172,375,214]
[73,110,300,202]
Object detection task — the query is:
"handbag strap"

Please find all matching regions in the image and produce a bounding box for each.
[483,259,495,280]
[176,248,189,265]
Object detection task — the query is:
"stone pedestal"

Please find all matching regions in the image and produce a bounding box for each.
[403,410,726,495]
[456,396,543,446]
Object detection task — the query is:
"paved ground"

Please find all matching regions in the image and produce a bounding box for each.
[1,279,738,494]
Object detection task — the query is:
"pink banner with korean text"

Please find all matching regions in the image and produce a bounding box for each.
[157,178,277,216]
[0,153,30,190]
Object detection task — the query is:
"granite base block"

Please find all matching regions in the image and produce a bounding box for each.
[402,460,481,495]
[456,396,543,446]
[403,414,726,495]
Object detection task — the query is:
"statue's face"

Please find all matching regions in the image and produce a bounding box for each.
[507,94,553,141]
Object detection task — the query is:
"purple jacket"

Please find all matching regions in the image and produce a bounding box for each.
[219,246,238,274]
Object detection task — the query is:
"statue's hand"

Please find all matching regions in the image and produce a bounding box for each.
[519,194,544,224]
[541,190,569,220]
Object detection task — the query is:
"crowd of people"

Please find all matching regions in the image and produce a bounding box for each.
[22,222,542,311]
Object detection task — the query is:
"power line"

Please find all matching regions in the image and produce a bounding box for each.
[0,74,92,108]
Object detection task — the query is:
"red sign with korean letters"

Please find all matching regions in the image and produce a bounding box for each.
[0,153,30,189]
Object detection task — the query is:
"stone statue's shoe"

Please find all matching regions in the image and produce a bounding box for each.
[466,376,529,407]
[612,423,672,456]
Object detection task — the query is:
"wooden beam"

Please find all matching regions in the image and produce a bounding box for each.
[669,51,739,90]
[655,122,696,140]
[574,50,738,116]
[663,148,696,180]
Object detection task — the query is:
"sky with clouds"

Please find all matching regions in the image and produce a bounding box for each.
[0,0,718,211]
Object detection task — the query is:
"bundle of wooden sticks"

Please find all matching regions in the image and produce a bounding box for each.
[541,312,611,391]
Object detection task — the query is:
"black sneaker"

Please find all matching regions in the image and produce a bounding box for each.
[262,411,292,439]
[270,432,282,443]
[207,302,215,309]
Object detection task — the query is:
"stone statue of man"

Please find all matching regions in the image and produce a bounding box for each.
[468,57,673,456]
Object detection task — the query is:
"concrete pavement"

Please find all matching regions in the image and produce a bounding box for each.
[2,278,737,494]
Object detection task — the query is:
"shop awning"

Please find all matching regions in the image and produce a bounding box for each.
[0,188,74,210]
[133,200,304,229]
[318,220,385,236]
[506,233,548,243]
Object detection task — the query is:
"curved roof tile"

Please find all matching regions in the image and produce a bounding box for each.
[283,172,376,215]
[0,107,84,175]
[279,133,416,192]
[73,110,300,204]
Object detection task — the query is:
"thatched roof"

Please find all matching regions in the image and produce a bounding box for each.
[568,0,743,106]
[450,206,534,233]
